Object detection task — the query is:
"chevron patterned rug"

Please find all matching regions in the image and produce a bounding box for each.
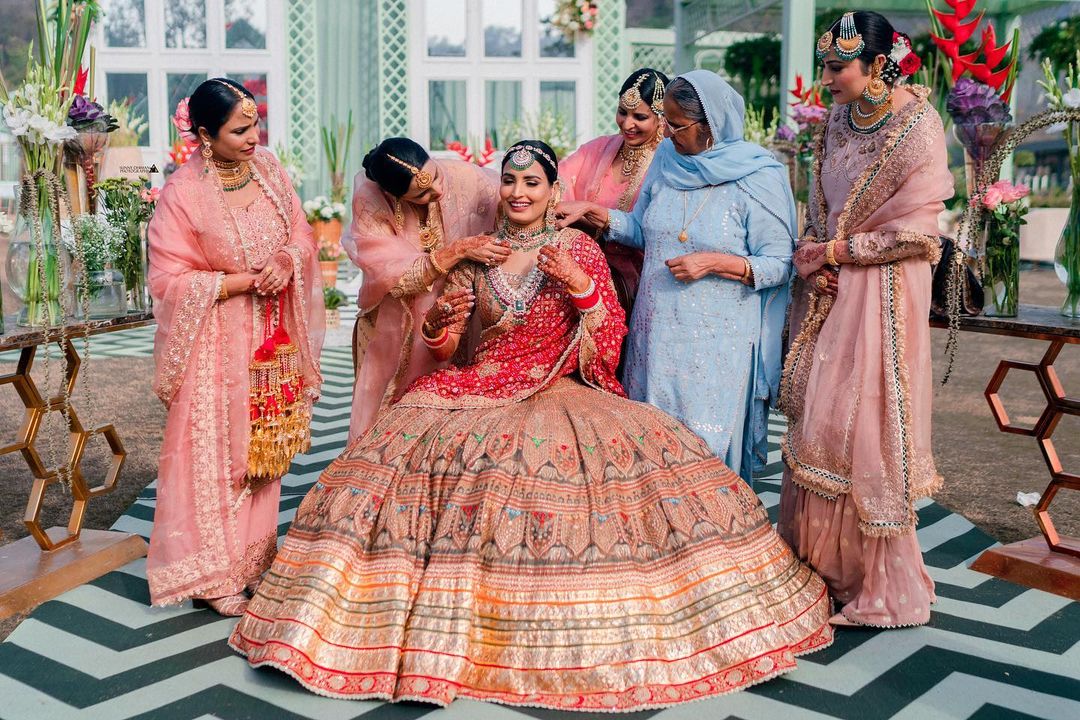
[1,326,1078,720]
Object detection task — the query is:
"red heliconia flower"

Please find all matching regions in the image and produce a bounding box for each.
[932,8,984,45]
[73,66,89,96]
[944,0,979,16]
[979,24,1011,68]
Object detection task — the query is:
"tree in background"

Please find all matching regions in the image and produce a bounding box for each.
[0,0,36,90]
[722,35,781,123]
[1029,15,1080,70]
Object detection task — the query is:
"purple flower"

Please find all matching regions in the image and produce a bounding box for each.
[947,78,1012,125]
[68,95,118,133]
[791,103,827,131]
[775,125,796,142]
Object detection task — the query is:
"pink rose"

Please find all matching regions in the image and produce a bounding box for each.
[171,97,196,142]
[140,187,161,203]
[999,182,1029,203]
[981,186,1004,210]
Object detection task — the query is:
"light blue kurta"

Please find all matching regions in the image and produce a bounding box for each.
[608,169,794,484]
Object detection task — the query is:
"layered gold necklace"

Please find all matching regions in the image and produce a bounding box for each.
[214,158,252,192]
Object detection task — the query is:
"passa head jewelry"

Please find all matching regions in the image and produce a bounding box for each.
[214,79,258,120]
[386,153,434,190]
[817,12,864,62]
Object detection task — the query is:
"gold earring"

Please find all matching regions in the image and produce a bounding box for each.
[862,66,889,106]
[545,182,563,230]
[201,141,213,159]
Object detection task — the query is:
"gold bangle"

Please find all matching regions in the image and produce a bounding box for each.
[825,239,838,267]
[428,250,449,276]
[741,257,753,285]
[217,274,229,300]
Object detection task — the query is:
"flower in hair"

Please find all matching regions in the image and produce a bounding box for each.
[172,97,196,142]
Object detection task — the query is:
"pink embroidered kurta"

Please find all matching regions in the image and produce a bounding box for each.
[778,89,953,627]
[560,134,653,307]
[147,148,324,606]
[342,160,498,442]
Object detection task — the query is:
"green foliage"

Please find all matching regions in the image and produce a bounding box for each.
[323,287,348,310]
[1029,16,1080,70]
[722,35,780,120]
[107,99,148,147]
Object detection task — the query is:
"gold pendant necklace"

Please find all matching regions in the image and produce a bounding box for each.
[417,202,442,251]
[678,186,716,242]
[617,143,646,177]
[214,158,252,192]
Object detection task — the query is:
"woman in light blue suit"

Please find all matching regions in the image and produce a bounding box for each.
[559,70,796,485]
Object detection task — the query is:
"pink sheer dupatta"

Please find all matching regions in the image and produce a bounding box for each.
[146,149,323,606]
[341,160,498,442]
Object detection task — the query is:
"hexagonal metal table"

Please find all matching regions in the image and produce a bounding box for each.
[0,315,153,620]
[935,304,1080,600]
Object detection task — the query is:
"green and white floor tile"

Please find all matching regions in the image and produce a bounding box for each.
[1,324,1078,720]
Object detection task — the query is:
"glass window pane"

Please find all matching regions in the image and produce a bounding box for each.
[429,80,467,151]
[426,0,466,57]
[228,73,269,145]
[105,73,149,146]
[538,0,574,58]
[483,0,521,58]
[486,80,520,149]
[167,73,207,141]
[165,0,207,49]
[540,80,576,146]
[225,0,267,49]
[102,0,146,48]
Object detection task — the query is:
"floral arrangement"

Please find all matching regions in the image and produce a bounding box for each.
[546,1,598,38]
[946,77,1012,125]
[68,94,117,133]
[743,105,778,147]
[323,286,348,310]
[1038,51,1080,317]
[501,110,576,159]
[1,63,77,173]
[107,99,147,147]
[447,137,496,167]
[303,196,347,224]
[979,179,1028,317]
[318,236,342,263]
[274,142,305,190]
[65,214,123,284]
[930,0,1020,101]
[772,75,829,203]
[96,176,157,311]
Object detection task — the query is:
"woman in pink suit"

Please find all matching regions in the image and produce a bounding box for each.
[147,78,324,615]
[342,138,504,442]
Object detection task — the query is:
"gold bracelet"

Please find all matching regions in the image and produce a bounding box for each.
[825,239,838,267]
[741,257,753,285]
[428,250,449,276]
[217,274,229,300]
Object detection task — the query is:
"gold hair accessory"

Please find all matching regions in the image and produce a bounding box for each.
[815,31,834,62]
[620,74,647,111]
[504,144,558,171]
[386,153,433,190]
[835,12,865,61]
[651,73,666,115]
[214,79,258,119]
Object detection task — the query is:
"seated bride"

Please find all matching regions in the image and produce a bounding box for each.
[230,139,833,711]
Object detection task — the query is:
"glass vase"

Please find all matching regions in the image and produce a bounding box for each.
[954,122,1010,195]
[1054,182,1080,318]
[5,176,69,327]
[121,221,150,314]
[74,268,128,320]
[983,214,1020,317]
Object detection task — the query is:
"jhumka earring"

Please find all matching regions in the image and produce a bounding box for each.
[862,64,890,106]
[545,181,563,230]
[201,140,213,159]
[386,154,433,190]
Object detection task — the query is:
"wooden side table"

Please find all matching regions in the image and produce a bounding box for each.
[0,315,153,619]
[935,305,1080,600]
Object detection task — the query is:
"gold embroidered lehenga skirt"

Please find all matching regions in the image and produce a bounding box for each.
[229,378,832,710]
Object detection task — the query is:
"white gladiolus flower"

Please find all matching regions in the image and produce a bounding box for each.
[1062,88,1080,108]
[1045,121,1069,135]
[44,123,77,144]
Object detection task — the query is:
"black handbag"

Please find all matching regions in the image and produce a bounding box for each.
[931,236,983,320]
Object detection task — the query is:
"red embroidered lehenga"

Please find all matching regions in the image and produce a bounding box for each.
[230,229,832,711]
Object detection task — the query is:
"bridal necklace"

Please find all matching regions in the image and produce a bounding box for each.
[214,158,252,192]
[678,186,716,242]
[500,217,550,252]
[846,101,892,135]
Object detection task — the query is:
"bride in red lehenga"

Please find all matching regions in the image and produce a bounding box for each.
[230,140,832,711]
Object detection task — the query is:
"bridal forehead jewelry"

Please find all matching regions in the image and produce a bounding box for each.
[214,79,258,119]
[505,144,557,172]
[620,72,666,115]
[386,153,434,189]
[817,12,864,62]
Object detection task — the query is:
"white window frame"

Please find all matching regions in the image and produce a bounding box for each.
[411,0,593,155]
[93,0,286,172]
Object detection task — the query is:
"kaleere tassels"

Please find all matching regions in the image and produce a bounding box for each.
[248,293,310,489]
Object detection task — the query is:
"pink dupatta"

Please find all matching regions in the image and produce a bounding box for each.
[780,89,953,537]
[147,148,324,605]
[342,160,498,441]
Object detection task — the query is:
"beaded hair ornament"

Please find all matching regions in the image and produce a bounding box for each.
[504,144,558,175]
[214,79,258,119]
[386,153,433,190]
[619,71,666,116]
[816,12,865,62]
